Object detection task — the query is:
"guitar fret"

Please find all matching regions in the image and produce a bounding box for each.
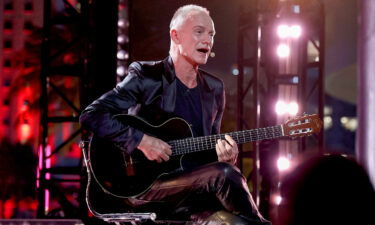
[187,138,192,152]
[262,128,265,139]
[269,127,273,138]
[169,125,291,156]
[246,131,250,143]
[267,127,272,139]
[242,130,246,143]
[262,128,266,139]
[262,128,267,139]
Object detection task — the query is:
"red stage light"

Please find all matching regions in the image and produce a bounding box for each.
[19,123,31,142]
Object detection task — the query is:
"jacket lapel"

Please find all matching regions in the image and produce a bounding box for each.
[161,57,177,112]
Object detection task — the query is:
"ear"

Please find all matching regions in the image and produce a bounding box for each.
[170,29,180,44]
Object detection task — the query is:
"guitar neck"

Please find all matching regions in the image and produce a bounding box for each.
[169,125,284,156]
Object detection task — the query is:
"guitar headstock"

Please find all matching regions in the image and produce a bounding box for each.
[282,114,323,138]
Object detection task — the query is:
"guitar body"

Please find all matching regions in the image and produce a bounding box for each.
[89,115,194,197]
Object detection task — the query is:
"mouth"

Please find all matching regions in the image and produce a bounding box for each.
[197,48,209,54]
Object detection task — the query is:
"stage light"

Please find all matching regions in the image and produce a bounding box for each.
[340,116,358,132]
[232,68,239,76]
[277,25,302,39]
[37,144,51,212]
[277,25,289,39]
[20,123,31,142]
[288,102,299,115]
[324,116,333,130]
[275,101,299,115]
[117,34,128,44]
[275,100,288,115]
[277,43,290,58]
[277,156,291,171]
[290,25,302,38]
[274,194,283,205]
[116,66,126,76]
[118,19,126,28]
[45,145,51,212]
[117,50,129,60]
[292,5,301,14]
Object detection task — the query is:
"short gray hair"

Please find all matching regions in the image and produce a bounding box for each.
[169,4,210,30]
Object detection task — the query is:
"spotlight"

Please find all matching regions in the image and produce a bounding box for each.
[232,68,239,76]
[117,35,128,44]
[118,19,126,28]
[277,156,291,171]
[288,102,299,116]
[20,123,31,142]
[277,24,302,39]
[277,43,290,58]
[116,66,126,76]
[275,100,288,115]
[277,25,289,39]
[290,25,302,38]
[273,194,283,205]
[275,101,299,115]
[117,50,129,60]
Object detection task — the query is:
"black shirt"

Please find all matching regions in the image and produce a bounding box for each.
[173,77,203,137]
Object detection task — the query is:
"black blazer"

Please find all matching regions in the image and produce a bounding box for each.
[80,56,225,154]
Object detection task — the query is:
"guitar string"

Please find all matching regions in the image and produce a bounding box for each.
[172,127,281,154]
[169,125,283,156]
[175,126,282,154]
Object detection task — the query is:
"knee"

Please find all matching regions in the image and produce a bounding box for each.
[211,162,243,181]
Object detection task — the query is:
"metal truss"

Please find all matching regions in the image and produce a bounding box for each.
[236,0,324,211]
[38,0,90,218]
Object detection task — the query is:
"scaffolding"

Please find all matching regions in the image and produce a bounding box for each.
[236,0,324,212]
[38,0,90,217]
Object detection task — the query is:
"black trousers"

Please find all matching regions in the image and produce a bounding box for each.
[126,162,271,225]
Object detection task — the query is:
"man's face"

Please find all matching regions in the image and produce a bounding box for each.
[176,11,215,66]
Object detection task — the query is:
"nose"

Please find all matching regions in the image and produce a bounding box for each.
[202,33,213,46]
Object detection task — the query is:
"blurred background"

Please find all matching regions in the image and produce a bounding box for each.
[0,0,371,224]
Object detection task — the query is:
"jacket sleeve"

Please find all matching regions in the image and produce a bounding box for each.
[211,81,225,135]
[79,62,145,154]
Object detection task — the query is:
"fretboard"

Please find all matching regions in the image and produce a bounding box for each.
[168,125,284,156]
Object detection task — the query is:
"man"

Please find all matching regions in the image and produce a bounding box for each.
[80,4,271,225]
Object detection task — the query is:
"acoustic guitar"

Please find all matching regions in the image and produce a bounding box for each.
[88,114,322,198]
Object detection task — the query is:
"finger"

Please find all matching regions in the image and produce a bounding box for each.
[164,145,172,155]
[222,140,232,155]
[160,152,170,162]
[158,140,172,155]
[224,135,236,146]
[224,135,238,154]
[217,139,226,152]
[215,143,226,160]
[224,140,232,150]
[218,140,231,159]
